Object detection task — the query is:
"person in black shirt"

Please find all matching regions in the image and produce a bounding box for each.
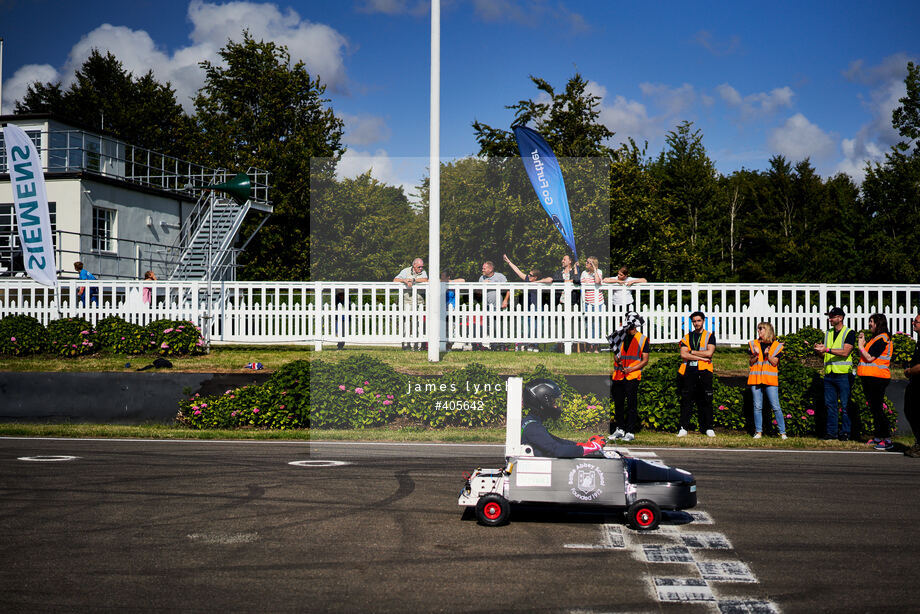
[677,311,717,437]
[904,314,920,457]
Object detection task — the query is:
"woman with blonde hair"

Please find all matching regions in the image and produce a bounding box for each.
[748,321,787,439]
[580,256,604,353]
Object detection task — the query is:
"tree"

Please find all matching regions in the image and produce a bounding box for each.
[859,61,920,283]
[15,50,193,158]
[472,73,614,158]
[192,33,345,280]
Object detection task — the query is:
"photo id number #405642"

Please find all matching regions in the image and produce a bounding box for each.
[434,399,484,411]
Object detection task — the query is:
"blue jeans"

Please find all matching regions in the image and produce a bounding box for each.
[824,373,851,436]
[751,384,785,434]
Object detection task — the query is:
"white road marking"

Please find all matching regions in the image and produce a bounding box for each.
[17,455,79,462]
[642,544,695,563]
[717,599,780,613]
[697,561,757,583]
[652,577,715,602]
[288,460,350,467]
[187,532,259,545]
[680,532,733,549]
[564,523,626,549]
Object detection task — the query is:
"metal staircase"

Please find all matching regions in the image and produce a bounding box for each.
[168,170,272,281]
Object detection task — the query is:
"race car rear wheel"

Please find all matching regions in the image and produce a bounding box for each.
[476,494,510,526]
[626,499,660,531]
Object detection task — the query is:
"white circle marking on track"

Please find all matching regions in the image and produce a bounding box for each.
[288,460,350,467]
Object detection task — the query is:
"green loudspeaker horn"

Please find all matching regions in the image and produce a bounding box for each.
[206,172,251,204]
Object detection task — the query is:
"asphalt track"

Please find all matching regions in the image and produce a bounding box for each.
[1,438,918,613]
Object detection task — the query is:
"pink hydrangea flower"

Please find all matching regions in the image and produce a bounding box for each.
[387,395,394,399]
[194,410,201,415]
[279,405,286,410]
[364,381,369,385]
[355,388,365,394]
[338,385,347,390]
[806,409,815,416]
[253,408,260,413]
[10,337,16,342]
[383,400,392,406]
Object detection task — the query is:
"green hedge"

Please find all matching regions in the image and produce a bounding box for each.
[47,317,99,357]
[178,355,609,431]
[0,315,205,357]
[0,315,49,356]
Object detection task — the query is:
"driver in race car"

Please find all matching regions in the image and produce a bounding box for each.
[521,378,606,457]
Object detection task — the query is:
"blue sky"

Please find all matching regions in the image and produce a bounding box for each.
[2,0,919,192]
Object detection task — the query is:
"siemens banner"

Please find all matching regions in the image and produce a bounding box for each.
[2,124,57,287]
[512,125,577,260]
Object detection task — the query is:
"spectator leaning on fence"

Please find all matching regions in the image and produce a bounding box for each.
[857,313,894,450]
[903,314,920,458]
[475,261,509,351]
[748,322,787,440]
[394,258,428,351]
[677,311,716,438]
[603,266,647,306]
[503,254,552,352]
[581,256,604,353]
[814,307,856,441]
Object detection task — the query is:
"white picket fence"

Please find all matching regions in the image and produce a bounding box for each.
[1,279,918,349]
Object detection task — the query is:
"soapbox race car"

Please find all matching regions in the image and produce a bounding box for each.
[458,377,697,528]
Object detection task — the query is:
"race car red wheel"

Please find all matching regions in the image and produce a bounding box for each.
[476,493,510,526]
[626,499,660,531]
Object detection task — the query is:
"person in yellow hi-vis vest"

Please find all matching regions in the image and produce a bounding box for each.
[857,313,893,450]
[813,307,857,441]
[677,311,716,438]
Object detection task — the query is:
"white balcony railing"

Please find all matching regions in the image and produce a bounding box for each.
[1,280,918,351]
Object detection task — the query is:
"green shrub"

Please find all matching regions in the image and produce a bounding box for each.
[779,326,825,360]
[145,319,205,356]
[47,317,98,357]
[95,315,148,354]
[309,355,404,428]
[0,315,49,356]
[892,333,915,365]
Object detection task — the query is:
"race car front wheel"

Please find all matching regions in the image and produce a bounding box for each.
[626,499,660,531]
[476,494,510,526]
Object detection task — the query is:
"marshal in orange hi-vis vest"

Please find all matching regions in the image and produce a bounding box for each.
[612,333,648,381]
[856,333,892,379]
[747,340,783,386]
[678,330,714,375]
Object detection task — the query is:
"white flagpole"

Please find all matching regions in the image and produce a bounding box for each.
[427,0,441,362]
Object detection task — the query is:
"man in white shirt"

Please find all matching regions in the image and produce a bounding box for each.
[394,258,428,350]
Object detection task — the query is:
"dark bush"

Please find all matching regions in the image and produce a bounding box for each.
[95,315,148,354]
[145,319,205,356]
[47,317,98,357]
[0,315,49,356]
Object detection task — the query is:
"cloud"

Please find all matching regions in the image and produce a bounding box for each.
[639,82,697,116]
[0,64,60,114]
[2,1,350,113]
[355,0,429,15]
[834,53,917,181]
[717,84,794,118]
[584,81,658,145]
[692,30,741,56]
[768,113,836,161]
[335,149,428,201]
[470,0,589,32]
[340,112,392,146]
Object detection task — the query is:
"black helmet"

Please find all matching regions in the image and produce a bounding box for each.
[523,378,564,420]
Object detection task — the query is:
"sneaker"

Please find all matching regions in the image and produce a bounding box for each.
[753,432,762,439]
[706,429,716,438]
[874,439,893,451]
[866,438,879,446]
[821,434,836,441]
[905,444,920,458]
[677,428,688,437]
[622,432,635,442]
[780,433,788,440]
[611,428,626,440]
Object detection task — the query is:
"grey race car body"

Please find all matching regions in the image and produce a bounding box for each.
[458,377,697,528]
